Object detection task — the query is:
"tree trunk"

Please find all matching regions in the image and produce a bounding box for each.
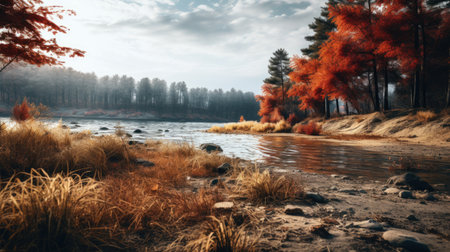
[345,102,350,115]
[384,65,389,111]
[373,59,380,111]
[335,99,340,115]
[325,96,330,119]
[367,71,376,110]
[413,0,421,108]
[421,16,427,108]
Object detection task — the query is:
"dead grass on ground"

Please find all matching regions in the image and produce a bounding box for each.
[208,120,292,134]
[415,110,438,122]
[236,168,304,204]
[0,169,121,251]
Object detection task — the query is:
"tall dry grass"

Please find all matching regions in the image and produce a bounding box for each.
[0,169,120,251]
[0,120,132,178]
[236,169,304,204]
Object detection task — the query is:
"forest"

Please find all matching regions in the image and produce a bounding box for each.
[0,65,259,120]
[257,0,449,123]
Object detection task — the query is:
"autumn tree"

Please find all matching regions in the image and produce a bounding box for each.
[0,0,84,73]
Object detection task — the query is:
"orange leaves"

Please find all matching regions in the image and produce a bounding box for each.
[256,84,286,123]
[0,0,85,71]
[12,98,31,122]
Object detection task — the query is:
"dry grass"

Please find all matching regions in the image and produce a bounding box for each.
[415,110,438,122]
[0,119,255,250]
[185,216,257,252]
[236,169,304,204]
[292,121,322,135]
[0,120,132,178]
[208,120,292,134]
[0,169,120,251]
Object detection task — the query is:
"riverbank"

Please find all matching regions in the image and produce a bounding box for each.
[1,120,448,251]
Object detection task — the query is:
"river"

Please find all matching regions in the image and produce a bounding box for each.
[2,117,449,188]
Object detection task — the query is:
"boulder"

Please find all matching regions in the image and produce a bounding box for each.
[133,129,143,133]
[382,230,430,252]
[387,173,433,191]
[217,163,232,174]
[200,143,223,153]
[99,127,109,130]
[70,121,78,124]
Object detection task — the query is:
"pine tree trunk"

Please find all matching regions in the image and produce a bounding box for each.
[384,65,389,111]
[345,102,349,115]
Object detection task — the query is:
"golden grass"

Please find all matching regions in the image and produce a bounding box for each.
[0,120,132,179]
[185,216,257,252]
[0,169,120,251]
[415,110,438,122]
[236,169,304,204]
[0,119,258,250]
[208,120,292,134]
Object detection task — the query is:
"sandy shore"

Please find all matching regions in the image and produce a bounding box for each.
[183,167,450,252]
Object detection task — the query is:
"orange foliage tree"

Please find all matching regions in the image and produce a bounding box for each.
[256,84,285,123]
[0,0,85,72]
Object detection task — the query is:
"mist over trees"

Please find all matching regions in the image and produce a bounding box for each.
[0,65,259,121]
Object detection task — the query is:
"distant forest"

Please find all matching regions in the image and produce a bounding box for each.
[0,65,259,121]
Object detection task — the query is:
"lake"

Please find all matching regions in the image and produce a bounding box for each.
[2,117,449,188]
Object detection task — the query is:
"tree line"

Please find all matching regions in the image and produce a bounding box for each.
[0,65,259,121]
[258,0,449,122]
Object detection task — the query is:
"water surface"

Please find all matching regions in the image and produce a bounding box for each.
[2,117,449,187]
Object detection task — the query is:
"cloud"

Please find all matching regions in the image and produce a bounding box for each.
[45,0,327,93]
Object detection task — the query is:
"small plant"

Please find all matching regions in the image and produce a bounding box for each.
[292,121,322,135]
[12,98,32,121]
[237,169,304,204]
[186,216,257,252]
[415,110,438,122]
[239,115,245,122]
[389,157,418,171]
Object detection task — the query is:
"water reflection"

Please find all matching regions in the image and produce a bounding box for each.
[256,135,450,186]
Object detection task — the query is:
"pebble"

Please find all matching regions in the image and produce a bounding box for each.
[134,159,155,167]
[351,219,384,231]
[284,205,304,216]
[306,192,327,203]
[213,202,234,211]
[384,187,400,194]
[382,230,430,252]
[399,191,413,199]
[407,215,418,221]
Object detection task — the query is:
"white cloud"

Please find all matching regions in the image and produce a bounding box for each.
[44,0,327,93]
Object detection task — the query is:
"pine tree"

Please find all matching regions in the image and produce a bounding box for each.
[263,49,292,107]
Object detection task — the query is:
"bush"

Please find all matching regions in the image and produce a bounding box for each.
[293,121,322,135]
[415,110,438,122]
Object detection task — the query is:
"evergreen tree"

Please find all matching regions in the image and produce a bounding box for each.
[263,48,292,106]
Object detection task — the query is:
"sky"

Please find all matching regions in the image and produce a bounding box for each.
[46,0,327,94]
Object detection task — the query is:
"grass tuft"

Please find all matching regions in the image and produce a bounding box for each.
[186,216,257,252]
[415,110,438,122]
[0,169,120,251]
[236,169,304,204]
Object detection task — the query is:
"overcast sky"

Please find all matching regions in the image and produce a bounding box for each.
[46,0,327,94]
